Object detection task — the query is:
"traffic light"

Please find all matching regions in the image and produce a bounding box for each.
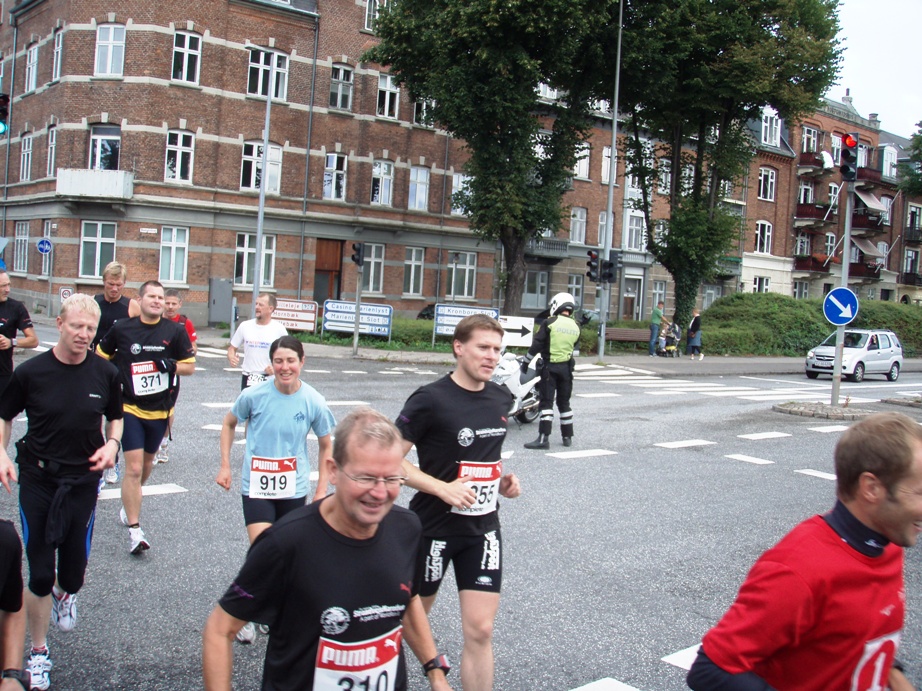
[586,250,600,282]
[600,259,615,283]
[350,242,365,266]
[840,132,859,182]
[0,94,9,136]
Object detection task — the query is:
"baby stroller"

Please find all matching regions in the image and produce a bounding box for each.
[657,322,682,358]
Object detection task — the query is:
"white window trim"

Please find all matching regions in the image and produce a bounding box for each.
[403,246,424,297]
[323,153,347,201]
[20,135,32,181]
[447,251,477,299]
[361,243,386,294]
[25,44,38,92]
[569,207,587,244]
[330,64,353,111]
[371,160,394,206]
[240,142,282,194]
[408,166,430,211]
[172,31,201,85]
[165,130,195,184]
[376,74,399,120]
[13,222,29,273]
[247,49,288,101]
[365,0,389,31]
[159,226,189,283]
[52,30,63,82]
[572,143,590,180]
[235,233,276,287]
[46,127,56,178]
[79,221,117,278]
[95,24,125,77]
[755,221,773,254]
[758,167,776,202]
[89,126,121,170]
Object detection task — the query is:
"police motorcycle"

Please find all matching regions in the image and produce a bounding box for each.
[491,350,543,424]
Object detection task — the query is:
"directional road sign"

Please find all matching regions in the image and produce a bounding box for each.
[498,315,534,348]
[432,304,500,336]
[322,300,393,336]
[37,238,52,255]
[823,286,859,326]
[274,299,318,332]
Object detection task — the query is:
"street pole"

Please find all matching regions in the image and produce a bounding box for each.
[252,55,275,316]
[352,264,362,357]
[830,181,854,406]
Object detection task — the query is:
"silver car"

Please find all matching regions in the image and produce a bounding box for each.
[805,329,903,382]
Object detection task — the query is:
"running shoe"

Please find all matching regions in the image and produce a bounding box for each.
[156,441,170,464]
[128,526,150,555]
[51,587,77,632]
[257,624,270,635]
[236,622,256,644]
[27,648,52,691]
[119,506,129,526]
[104,461,121,484]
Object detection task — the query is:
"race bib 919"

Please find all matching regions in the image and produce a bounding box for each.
[248,456,297,499]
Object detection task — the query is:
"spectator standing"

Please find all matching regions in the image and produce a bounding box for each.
[686,309,702,360]
[227,294,288,390]
[649,300,665,357]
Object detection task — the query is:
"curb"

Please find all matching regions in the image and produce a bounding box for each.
[772,401,876,420]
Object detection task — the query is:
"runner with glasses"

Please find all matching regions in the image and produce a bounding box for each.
[215,335,335,644]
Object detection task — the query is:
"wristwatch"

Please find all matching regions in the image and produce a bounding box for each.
[1,669,31,689]
[10,339,16,348]
[422,654,451,676]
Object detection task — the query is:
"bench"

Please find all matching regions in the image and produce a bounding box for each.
[603,327,650,353]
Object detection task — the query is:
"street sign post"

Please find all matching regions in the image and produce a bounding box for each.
[823,287,859,326]
[322,300,393,338]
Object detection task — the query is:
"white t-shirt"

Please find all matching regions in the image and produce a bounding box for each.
[230,319,289,374]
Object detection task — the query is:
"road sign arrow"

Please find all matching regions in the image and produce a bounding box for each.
[504,325,532,338]
[828,294,853,319]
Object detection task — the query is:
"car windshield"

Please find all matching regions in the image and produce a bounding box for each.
[822,332,867,348]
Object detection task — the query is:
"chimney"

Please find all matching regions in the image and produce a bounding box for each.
[869,113,880,128]
[843,88,853,107]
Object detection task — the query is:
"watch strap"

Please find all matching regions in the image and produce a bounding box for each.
[422,653,451,675]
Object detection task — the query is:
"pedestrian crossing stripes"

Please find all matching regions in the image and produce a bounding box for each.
[725,453,774,465]
[796,469,836,481]
[98,483,187,501]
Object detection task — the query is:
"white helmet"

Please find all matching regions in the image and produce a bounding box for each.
[549,292,576,316]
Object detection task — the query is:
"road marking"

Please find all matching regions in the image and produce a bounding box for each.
[192,350,224,359]
[738,392,878,403]
[99,483,187,501]
[342,370,367,374]
[570,680,641,691]
[726,454,774,465]
[809,424,850,433]
[661,644,700,670]
[698,388,761,396]
[656,439,716,449]
[327,400,369,406]
[34,345,50,353]
[576,392,621,398]
[546,449,618,459]
[737,432,792,440]
[620,380,696,387]
[198,346,230,356]
[303,369,332,374]
[201,402,235,408]
[796,469,836,481]
[574,363,610,371]
[203,424,244,432]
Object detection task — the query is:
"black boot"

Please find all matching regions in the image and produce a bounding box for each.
[524,434,550,450]
[562,437,572,447]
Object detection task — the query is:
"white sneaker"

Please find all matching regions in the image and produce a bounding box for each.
[257,623,270,635]
[699,353,704,360]
[236,621,256,644]
[27,648,52,691]
[51,586,78,632]
[119,506,129,526]
[155,441,169,465]
[128,526,150,555]
[104,461,120,484]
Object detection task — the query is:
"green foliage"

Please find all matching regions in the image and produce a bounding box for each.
[898,122,922,196]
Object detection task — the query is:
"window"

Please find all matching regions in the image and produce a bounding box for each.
[52,30,63,82]
[46,127,56,177]
[451,173,470,215]
[881,196,892,225]
[720,179,734,199]
[536,83,558,100]
[681,163,694,196]
[414,99,434,127]
[95,24,125,77]
[172,32,201,84]
[376,74,399,119]
[825,233,836,257]
[89,126,120,170]
[598,211,610,247]
[653,219,667,243]
[235,233,275,286]
[80,221,116,277]
[165,130,194,184]
[572,143,590,179]
[24,44,38,92]
[626,214,645,251]
[703,285,721,309]
[795,232,811,256]
[371,160,394,205]
[761,108,780,147]
[909,204,922,230]
[652,281,666,309]
[799,180,814,205]
[755,221,772,254]
[20,135,32,181]
[403,247,424,296]
[831,134,842,164]
[365,0,389,31]
[323,153,347,200]
[753,276,771,293]
[521,270,548,310]
[41,220,52,276]
[447,251,476,299]
[858,145,869,168]
[793,281,810,299]
[240,142,282,193]
[829,183,840,211]
[882,147,898,179]
[601,146,615,184]
[567,274,583,307]
[361,243,385,293]
[159,226,189,283]
[13,222,28,273]
[876,242,888,266]
[329,65,353,110]
[569,207,586,244]
[408,166,430,211]
[849,242,860,263]
[657,158,671,194]
[802,126,817,153]
[905,249,919,275]
[758,167,776,201]
[248,49,288,100]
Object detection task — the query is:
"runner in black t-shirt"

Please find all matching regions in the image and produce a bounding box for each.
[90,261,140,351]
[0,294,122,691]
[203,408,452,691]
[0,269,39,396]
[0,519,28,690]
[97,281,195,555]
[396,314,521,691]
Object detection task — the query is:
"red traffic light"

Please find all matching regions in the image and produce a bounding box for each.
[843,133,858,148]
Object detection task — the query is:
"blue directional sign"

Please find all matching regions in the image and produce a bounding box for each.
[823,287,859,326]
[36,238,52,255]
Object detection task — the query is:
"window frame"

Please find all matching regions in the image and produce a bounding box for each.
[172,31,201,85]
[52,30,63,82]
[793,281,809,300]
[572,143,590,180]
[626,214,645,251]
[403,246,424,296]
[567,274,583,308]
[447,251,477,299]
[164,130,195,184]
[79,221,117,278]
[89,125,121,170]
[569,206,587,244]
[361,243,386,294]
[240,141,282,194]
[159,226,189,283]
[802,126,818,153]
[323,153,347,201]
[753,276,771,293]
[794,232,811,256]
[19,134,32,181]
[408,165,430,211]
[755,220,773,254]
[831,134,842,165]
[451,173,470,216]
[329,64,353,111]
[370,160,394,206]
[13,221,29,273]
[46,127,56,178]
[758,167,776,201]
[24,43,38,92]
[761,108,780,147]
[376,74,399,120]
[94,24,126,77]
[247,48,288,101]
[365,0,389,31]
[234,232,276,287]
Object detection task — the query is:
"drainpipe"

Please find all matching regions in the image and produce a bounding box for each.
[1,18,20,244]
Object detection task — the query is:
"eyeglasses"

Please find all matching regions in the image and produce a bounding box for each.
[338,469,408,488]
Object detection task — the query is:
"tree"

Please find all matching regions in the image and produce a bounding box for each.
[365,0,619,315]
[615,0,841,327]
[898,122,922,196]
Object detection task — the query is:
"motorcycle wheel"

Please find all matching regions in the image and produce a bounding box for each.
[515,406,540,424]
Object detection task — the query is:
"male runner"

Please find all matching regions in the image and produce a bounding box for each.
[90,261,140,351]
[0,294,122,691]
[1,520,28,690]
[97,281,195,555]
[157,289,198,464]
[396,314,521,691]
[203,407,452,691]
[0,269,38,396]
[687,412,921,691]
[227,293,287,390]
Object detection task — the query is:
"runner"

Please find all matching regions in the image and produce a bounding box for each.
[395,313,521,691]
[157,289,198,465]
[0,294,122,691]
[227,294,287,390]
[203,407,453,691]
[1,519,28,690]
[97,280,195,555]
[0,269,39,397]
[90,261,140,351]
[215,335,335,644]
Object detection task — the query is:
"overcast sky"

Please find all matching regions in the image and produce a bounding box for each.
[825,0,922,138]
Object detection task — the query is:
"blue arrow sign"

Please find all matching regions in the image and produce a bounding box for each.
[36,238,52,255]
[823,287,859,326]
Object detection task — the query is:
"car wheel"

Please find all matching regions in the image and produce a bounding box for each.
[805,371,819,379]
[849,362,865,383]
[887,362,900,382]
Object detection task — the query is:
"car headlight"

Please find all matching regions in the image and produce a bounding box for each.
[807,350,815,358]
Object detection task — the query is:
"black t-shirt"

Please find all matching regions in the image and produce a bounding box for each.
[0,350,122,468]
[92,294,132,350]
[396,374,512,537]
[0,297,34,376]
[219,500,423,691]
[97,317,194,413]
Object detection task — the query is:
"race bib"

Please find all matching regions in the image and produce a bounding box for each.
[314,626,402,691]
[451,460,502,516]
[246,372,268,388]
[130,361,168,397]
[850,631,899,691]
[248,456,296,499]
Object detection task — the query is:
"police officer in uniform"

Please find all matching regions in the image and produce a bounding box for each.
[523,292,581,450]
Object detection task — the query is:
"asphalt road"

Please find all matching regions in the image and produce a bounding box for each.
[3,334,922,690]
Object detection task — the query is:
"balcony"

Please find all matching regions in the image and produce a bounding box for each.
[793,254,834,273]
[796,151,831,177]
[525,237,569,260]
[856,166,882,188]
[848,262,882,280]
[850,212,886,235]
[900,272,922,286]
[793,202,836,230]
[905,227,922,245]
[56,169,134,200]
